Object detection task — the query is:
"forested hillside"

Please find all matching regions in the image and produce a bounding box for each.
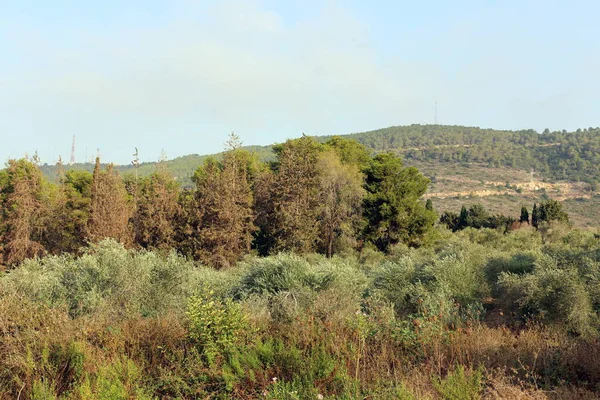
[342,125,600,185]
[40,124,600,188]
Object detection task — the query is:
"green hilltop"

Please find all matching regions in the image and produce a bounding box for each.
[41,124,600,188]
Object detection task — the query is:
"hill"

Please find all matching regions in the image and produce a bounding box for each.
[39,124,600,226]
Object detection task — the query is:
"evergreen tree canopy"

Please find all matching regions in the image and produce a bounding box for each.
[362,153,435,251]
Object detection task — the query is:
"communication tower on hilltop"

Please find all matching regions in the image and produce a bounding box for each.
[70,135,76,165]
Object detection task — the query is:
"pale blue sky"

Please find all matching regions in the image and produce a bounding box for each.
[1,0,599,164]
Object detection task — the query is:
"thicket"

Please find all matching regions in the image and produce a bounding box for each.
[1,225,600,398]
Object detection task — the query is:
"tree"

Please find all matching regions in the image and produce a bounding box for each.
[467,204,490,229]
[269,136,323,253]
[532,203,539,228]
[42,169,93,255]
[324,136,371,167]
[191,135,256,268]
[0,159,46,266]
[317,151,365,257]
[425,199,434,211]
[252,168,277,256]
[520,206,530,224]
[362,153,436,251]
[456,206,469,231]
[133,168,179,250]
[440,211,459,231]
[537,199,569,225]
[88,158,132,244]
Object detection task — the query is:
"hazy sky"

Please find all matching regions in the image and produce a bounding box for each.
[1,0,599,164]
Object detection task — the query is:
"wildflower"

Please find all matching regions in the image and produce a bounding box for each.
[317,394,324,399]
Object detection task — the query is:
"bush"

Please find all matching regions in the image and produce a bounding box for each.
[234,254,367,322]
[485,252,537,288]
[498,260,597,336]
[0,240,203,318]
[186,286,250,359]
[432,365,484,400]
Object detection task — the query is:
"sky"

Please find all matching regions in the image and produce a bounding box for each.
[1,0,599,165]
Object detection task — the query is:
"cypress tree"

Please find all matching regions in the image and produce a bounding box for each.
[532,203,539,228]
[457,205,469,231]
[520,205,530,224]
[425,199,434,211]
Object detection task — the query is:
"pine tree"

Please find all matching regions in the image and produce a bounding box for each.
[43,170,92,254]
[324,136,371,167]
[317,151,365,257]
[133,168,179,250]
[270,136,323,254]
[0,159,46,266]
[362,153,436,250]
[88,158,132,244]
[538,199,569,225]
[191,135,256,268]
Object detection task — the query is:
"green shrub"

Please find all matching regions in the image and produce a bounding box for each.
[369,258,416,317]
[186,286,250,359]
[422,254,488,306]
[485,252,537,288]
[235,254,332,297]
[234,254,366,322]
[0,240,203,318]
[31,378,56,400]
[432,365,484,400]
[498,262,597,336]
[77,357,152,400]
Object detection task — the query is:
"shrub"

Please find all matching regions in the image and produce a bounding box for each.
[0,240,203,318]
[234,254,367,322]
[498,264,597,336]
[432,365,484,400]
[485,252,537,288]
[369,258,416,317]
[422,254,488,306]
[186,286,250,359]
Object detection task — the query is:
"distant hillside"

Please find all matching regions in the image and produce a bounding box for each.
[39,145,276,186]
[33,124,600,227]
[41,124,600,187]
[339,125,600,186]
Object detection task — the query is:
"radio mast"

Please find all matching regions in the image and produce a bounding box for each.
[70,135,76,165]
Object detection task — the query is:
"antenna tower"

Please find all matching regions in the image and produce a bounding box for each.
[434,100,438,125]
[70,135,76,165]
